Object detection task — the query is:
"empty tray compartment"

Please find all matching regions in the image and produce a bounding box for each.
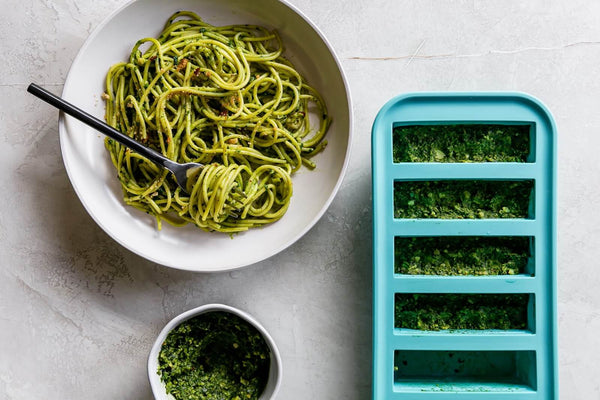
[394,350,537,393]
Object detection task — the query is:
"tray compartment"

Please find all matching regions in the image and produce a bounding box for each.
[392,123,534,163]
[394,293,533,332]
[394,236,534,276]
[393,179,535,219]
[393,350,537,393]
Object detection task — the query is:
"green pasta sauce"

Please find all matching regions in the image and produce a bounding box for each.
[158,312,270,400]
[395,294,529,331]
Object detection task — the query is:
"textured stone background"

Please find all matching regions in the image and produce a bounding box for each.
[1,0,597,398]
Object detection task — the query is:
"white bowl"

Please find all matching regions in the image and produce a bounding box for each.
[148,304,282,400]
[59,0,352,271]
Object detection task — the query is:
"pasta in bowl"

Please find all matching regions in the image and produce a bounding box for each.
[59,0,351,271]
[104,11,330,233]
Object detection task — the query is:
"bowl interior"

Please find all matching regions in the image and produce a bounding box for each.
[148,304,282,400]
[59,0,351,271]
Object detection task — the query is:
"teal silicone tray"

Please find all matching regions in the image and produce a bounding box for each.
[371,93,557,399]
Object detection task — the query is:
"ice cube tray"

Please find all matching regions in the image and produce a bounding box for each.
[371,93,557,399]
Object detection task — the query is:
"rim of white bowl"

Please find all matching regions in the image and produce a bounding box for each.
[148,304,282,400]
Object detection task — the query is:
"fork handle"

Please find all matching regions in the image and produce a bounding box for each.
[27,83,171,168]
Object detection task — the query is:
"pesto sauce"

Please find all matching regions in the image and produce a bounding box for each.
[395,294,529,331]
[394,180,533,219]
[392,124,530,163]
[158,312,270,400]
[391,125,532,332]
[394,236,530,276]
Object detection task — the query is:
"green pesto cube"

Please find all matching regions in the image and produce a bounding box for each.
[158,312,270,400]
[395,294,529,331]
[394,180,533,219]
[395,236,531,276]
[392,124,531,163]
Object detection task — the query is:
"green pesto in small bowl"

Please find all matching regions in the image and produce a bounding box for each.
[158,311,270,400]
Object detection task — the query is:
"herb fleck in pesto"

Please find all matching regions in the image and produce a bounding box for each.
[392,124,530,163]
[395,294,529,331]
[158,311,270,400]
[395,236,531,276]
[394,180,533,219]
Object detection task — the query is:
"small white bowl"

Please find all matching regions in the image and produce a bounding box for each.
[148,304,282,400]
